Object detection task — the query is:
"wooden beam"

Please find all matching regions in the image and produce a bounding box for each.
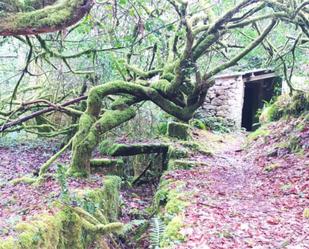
[243,72,277,83]
[101,143,169,157]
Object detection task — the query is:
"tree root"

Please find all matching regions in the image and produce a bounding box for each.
[10,176,37,185]
[10,138,73,186]
[39,138,73,176]
[72,206,123,234]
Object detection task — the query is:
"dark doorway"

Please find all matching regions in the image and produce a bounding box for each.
[241,78,277,131]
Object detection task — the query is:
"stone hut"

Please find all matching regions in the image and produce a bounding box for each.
[203,69,280,131]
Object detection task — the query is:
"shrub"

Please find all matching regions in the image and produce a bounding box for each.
[192,112,234,133]
[260,92,309,123]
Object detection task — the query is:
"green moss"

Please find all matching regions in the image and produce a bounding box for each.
[0,211,70,249]
[260,92,309,123]
[90,158,123,167]
[10,176,36,185]
[16,213,64,248]
[70,108,136,176]
[192,33,219,60]
[162,61,178,76]
[161,73,175,82]
[17,0,84,27]
[168,159,207,170]
[190,119,206,130]
[101,176,122,221]
[152,178,189,247]
[180,141,213,156]
[0,0,89,35]
[153,180,171,209]
[248,126,270,141]
[168,147,189,159]
[152,79,172,94]
[61,210,83,249]
[278,135,303,154]
[161,215,185,247]
[165,190,188,215]
[0,237,15,249]
[99,142,169,157]
[153,179,188,210]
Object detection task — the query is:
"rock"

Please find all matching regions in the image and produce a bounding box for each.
[168,159,208,170]
[167,122,189,140]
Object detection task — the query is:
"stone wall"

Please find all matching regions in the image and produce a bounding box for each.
[203,75,245,128]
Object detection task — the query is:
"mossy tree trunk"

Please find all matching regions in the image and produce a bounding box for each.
[70,108,136,176]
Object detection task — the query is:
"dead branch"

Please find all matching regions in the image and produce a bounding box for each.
[0,96,87,132]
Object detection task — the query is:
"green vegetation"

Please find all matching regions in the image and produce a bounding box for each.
[152,178,189,247]
[260,92,309,123]
[191,114,234,133]
[0,176,122,249]
[0,0,308,248]
[248,126,270,142]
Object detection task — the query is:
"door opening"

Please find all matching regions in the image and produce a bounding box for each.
[241,78,278,131]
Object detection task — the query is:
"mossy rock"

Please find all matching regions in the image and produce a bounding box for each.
[180,141,213,156]
[168,147,189,159]
[99,141,169,157]
[0,210,82,249]
[167,122,189,140]
[90,158,124,176]
[153,179,188,214]
[168,159,208,170]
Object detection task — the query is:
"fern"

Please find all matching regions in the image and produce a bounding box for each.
[55,163,70,204]
[149,217,165,249]
[122,219,147,234]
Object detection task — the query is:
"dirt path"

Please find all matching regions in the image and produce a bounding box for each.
[168,132,308,249]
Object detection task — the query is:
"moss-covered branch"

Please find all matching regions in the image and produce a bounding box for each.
[124,63,163,79]
[80,219,123,234]
[0,0,93,36]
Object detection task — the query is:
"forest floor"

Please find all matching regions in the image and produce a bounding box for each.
[0,116,308,248]
[0,139,106,239]
[164,118,309,249]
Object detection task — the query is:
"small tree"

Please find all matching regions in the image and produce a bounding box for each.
[0,0,308,176]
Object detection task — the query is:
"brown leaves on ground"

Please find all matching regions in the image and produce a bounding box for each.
[165,121,308,249]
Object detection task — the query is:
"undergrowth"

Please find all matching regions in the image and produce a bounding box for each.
[260,92,309,123]
[191,112,234,133]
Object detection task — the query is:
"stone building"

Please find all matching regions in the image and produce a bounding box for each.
[203,69,280,131]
